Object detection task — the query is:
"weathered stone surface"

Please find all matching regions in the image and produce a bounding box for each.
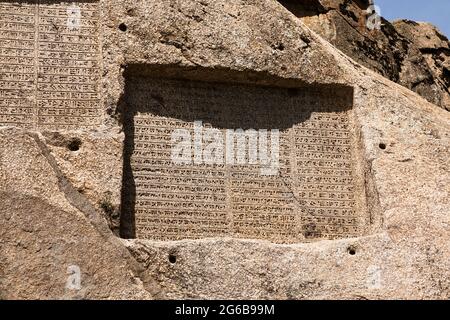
[280,0,450,110]
[42,130,124,235]
[0,128,150,299]
[104,0,450,299]
[0,0,449,300]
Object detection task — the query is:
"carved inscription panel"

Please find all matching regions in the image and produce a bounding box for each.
[125,77,366,243]
[0,0,101,129]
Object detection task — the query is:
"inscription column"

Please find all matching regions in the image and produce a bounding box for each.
[0,1,37,129]
[129,79,230,240]
[229,105,298,242]
[36,1,101,129]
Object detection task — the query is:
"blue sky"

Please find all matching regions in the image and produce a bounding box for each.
[375,0,450,38]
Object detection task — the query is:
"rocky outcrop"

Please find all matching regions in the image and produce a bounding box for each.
[0,0,449,299]
[278,0,450,110]
[393,20,450,109]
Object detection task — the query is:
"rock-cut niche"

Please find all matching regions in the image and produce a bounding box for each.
[120,66,369,244]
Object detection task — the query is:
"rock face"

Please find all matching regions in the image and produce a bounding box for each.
[278,0,450,110]
[393,20,450,109]
[0,0,449,299]
[0,129,150,299]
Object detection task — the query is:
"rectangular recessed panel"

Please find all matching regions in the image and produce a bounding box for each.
[123,76,364,243]
[0,0,102,129]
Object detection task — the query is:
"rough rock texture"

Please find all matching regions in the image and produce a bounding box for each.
[0,128,150,299]
[41,130,124,235]
[278,0,450,110]
[393,20,450,109]
[103,0,450,299]
[0,0,449,299]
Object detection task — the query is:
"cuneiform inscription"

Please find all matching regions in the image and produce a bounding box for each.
[125,77,364,243]
[0,0,102,129]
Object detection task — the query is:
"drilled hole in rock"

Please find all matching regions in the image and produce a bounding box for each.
[169,254,177,264]
[67,138,82,152]
[379,143,387,150]
[348,247,356,255]
[119,23,128,32]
